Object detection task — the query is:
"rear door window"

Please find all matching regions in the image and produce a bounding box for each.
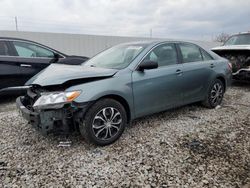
[179,43,203,63]
[0,41,11,56]
[200,49,214,61]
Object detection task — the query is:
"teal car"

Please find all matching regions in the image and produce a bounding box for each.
[16,41,232,145]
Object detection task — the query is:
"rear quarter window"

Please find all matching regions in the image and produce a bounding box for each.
[200,49,214,61]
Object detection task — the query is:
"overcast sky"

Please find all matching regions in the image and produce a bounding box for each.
[0,0,249,40]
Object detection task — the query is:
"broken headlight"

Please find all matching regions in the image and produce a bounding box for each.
[33,91,81,109]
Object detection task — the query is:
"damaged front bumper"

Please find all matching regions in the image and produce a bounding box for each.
[16,96,89,135]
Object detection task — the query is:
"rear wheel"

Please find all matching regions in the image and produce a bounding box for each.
[202,79,225,108]
[79,98,127,146]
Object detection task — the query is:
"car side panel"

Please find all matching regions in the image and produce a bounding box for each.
[204,59,232,93]
[16,57,51,84]
[0,56,24,89]
[67,71,135,119]
[131,64,183,118]
[181,60,216,104]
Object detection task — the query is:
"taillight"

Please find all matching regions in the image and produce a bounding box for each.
[228,62,232,71]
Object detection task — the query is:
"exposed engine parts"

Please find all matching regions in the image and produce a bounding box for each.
[212,50,250,80]
[222,53,250,73]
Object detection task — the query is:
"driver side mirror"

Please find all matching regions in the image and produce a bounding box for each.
[50,53,61,63]
[54,53,61,59]
[138,60,158,71]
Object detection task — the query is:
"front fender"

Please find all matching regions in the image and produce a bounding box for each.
[66,73,135,118]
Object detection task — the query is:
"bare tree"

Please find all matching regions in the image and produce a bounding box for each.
[214,32,231,43]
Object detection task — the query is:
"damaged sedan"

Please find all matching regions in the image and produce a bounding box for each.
[212,32,250,81]
[16,41,232,145]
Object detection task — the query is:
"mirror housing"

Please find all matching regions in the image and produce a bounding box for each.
[138,60,158,71]
[54,53,61,59]
[50,53,61,63]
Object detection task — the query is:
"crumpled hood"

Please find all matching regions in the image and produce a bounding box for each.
[212,45,250,51]
[26,64,118,86]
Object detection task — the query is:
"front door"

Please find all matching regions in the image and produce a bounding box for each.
[0,40,23,89]
[10,40,56,84]
[132,43,183,118]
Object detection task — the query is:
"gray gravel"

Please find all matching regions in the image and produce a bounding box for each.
[0,82,249,187]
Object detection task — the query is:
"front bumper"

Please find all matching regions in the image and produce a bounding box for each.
[16,96,40,128]
[16,96,78,135]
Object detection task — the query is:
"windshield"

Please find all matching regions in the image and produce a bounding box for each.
[84,44,146,69]
[224,34,250,45]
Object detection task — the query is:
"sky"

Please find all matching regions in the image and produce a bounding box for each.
[0,0,249,41]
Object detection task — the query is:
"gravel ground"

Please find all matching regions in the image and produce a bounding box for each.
[0,82,249,188]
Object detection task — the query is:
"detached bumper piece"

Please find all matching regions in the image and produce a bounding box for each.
[233,69,250,81]
[16,96,75,135]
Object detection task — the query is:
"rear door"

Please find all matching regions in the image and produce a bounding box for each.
[177,42,215,104]
[132,43,183,118]
[0,40,23,89]
[10,40,56,84]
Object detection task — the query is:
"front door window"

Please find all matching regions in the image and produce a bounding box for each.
[13,41,54,58]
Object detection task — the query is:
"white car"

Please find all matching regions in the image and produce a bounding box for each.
[212,32,250,81]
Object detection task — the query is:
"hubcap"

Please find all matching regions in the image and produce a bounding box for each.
[210,83,223,106]
[92,107,122,140]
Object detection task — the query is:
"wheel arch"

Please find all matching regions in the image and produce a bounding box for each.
[93,94,131,124]
[216,75,226,90]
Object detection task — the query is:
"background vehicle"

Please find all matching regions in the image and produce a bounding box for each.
[16,41,232,146]
[0,37,88,90]
[212,32,250,81]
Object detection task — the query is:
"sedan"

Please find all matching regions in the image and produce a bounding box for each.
[16,40,232,146]
[0,37,88,90]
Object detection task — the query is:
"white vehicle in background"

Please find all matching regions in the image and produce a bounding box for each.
[212,32,250,81]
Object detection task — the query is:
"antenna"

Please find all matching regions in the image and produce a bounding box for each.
[150,28,152,38]
[15,16,18,31]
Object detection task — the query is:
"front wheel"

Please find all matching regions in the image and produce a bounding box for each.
[79,98,127,146]
[202,79,225,108]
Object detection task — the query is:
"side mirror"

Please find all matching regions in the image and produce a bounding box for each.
[54,53,60,59]
[138,60,158,71]
[50,53,60,63]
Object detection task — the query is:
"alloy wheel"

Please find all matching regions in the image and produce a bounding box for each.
[92,107,122,140]
[210,82,223,106]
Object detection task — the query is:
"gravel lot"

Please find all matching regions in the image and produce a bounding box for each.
[0,82,249,188]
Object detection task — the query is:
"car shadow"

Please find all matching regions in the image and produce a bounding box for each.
[232,80,250,89]
[0,94,19,104]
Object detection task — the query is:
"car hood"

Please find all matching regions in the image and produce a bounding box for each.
[212,45,250,51]
[26,64,118,86]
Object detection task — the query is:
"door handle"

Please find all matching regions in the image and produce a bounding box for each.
[176,69,183,75]
[210,63,215,68]
[20,64,32,67]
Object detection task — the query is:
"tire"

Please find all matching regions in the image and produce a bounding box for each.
[79,98,127,146]
[202,79,225,108]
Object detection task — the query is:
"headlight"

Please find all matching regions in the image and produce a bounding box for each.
[33,91,81,109]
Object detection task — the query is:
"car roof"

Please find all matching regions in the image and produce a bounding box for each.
[119,39,203,46]
[0,37,44,43]
[118,40,213,51]
[0,37,67,56]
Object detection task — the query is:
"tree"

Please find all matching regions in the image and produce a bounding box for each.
[214,32,231,43]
